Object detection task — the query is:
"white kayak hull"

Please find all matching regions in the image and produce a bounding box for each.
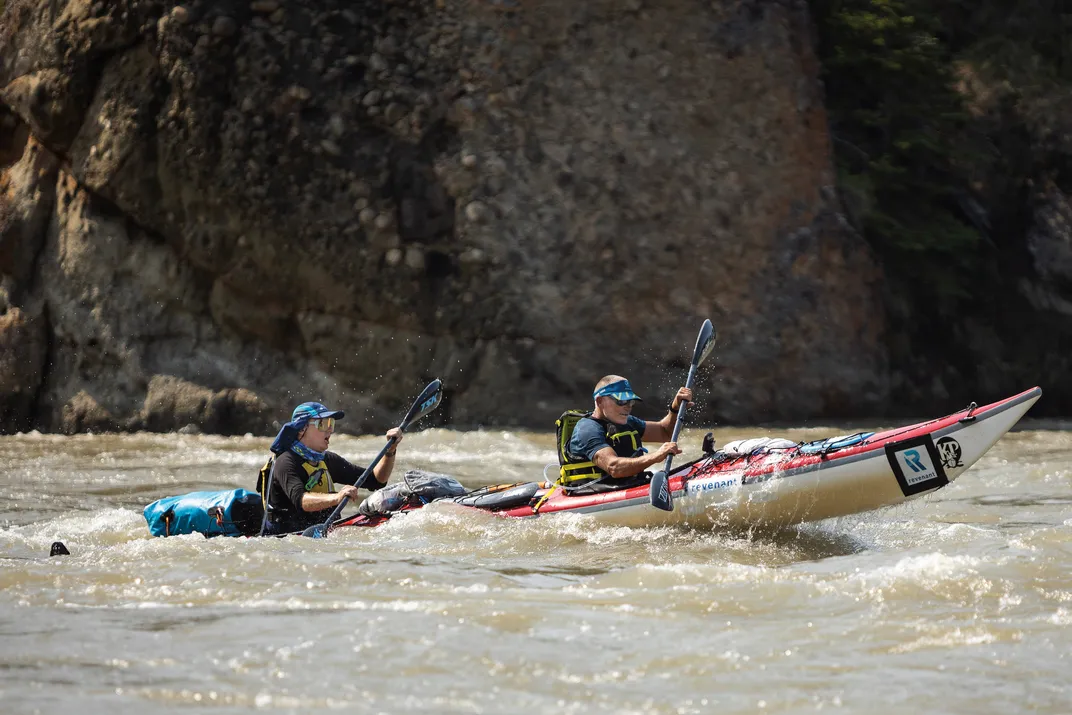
[520,387,1041,529]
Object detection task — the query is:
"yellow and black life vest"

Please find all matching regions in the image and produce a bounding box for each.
[534,411,645,513]
[256,456,334,510]
[555,411,643,488]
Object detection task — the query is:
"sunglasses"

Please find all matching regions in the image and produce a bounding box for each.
[613,398,637,407]
[309,417,336,432]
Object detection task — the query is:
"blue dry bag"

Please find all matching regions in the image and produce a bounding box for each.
[143,489,264,537]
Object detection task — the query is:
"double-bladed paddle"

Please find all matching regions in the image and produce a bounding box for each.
[302,378,444,538]
[649,319,717,512]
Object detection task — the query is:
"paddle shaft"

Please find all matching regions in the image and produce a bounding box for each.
[659,361,698,474]
[316,436,398,529]
[306,378,442,536]
[649,319,715,511]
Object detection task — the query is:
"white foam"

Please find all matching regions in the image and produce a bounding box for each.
[889,627,1003,653]
[852,552,982,586]
[1048,607,1072,625]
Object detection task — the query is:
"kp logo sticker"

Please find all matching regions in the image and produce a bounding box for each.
[935,437,963,469]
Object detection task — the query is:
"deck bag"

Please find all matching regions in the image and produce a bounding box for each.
[144,489,264,537]
[454,482,541,511]
[719,437,798,457]
[358,469,468,517]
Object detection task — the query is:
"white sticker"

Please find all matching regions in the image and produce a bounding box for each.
[686,475,741,496]
[894,447,940,486]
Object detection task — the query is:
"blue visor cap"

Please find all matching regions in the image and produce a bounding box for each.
[592,379,643,402]
[291,402,345,422]
[270,402,346,454]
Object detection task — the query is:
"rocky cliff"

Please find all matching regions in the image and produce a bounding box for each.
[0,0,887,434]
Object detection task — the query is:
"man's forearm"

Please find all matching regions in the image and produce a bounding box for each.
[601,451,665,478]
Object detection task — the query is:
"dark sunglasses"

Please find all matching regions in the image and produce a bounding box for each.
[613,398,637,407]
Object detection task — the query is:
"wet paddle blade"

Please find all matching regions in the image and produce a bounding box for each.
[693,319,717,369]
[403,378,443,428]
[649,470,673,511]
[301,524,326,539]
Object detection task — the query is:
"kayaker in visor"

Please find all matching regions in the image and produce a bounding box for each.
[255,402,404,534]
[563,376,693,494]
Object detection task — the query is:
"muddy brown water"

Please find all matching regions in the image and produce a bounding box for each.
[1,425,1069,714]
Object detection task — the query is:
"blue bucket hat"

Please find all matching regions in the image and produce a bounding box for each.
[270,402,346,454]
[593,379,643,402]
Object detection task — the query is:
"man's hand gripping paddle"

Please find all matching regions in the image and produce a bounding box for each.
[649,320,717,512]
[302,379,444,538]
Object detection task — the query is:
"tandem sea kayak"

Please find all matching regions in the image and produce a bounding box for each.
[332,386,1042,531]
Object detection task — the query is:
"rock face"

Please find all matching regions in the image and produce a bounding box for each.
[0,0,888,434]
[1027,184,1072,315]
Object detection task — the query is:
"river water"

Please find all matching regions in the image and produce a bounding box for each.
[0,424,1069,714]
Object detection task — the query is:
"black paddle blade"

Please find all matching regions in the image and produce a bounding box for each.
[403,378,443,428]
[649,471,673,511]
[50,541,70,557]
[692,319,717,369]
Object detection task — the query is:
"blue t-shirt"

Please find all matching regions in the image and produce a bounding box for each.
[569,415,648,461]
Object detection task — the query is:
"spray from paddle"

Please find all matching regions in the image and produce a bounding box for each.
[301,379,444,539]
[649,319,717,512]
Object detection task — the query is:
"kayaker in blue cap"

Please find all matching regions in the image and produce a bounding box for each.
[561,376,692,494]
[255,401,404,534]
